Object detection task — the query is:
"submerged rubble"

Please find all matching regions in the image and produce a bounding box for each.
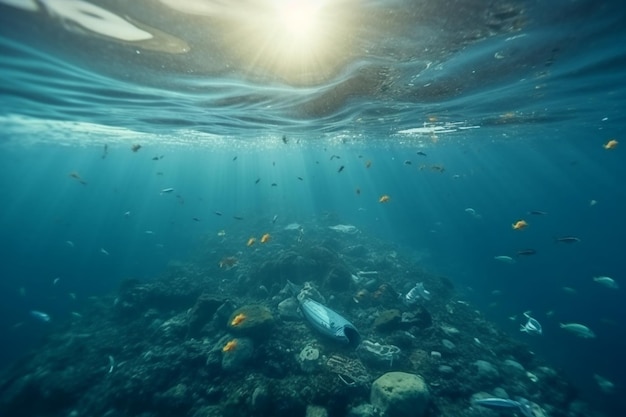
[0,222,604,417]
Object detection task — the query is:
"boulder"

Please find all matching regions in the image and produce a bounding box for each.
[221,337,254,371]
[227,305,274,338]
[370,372,430,417]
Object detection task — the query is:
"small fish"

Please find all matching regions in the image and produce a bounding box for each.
[594,374,615,394]
[297,176,303,181]
[355,188,361,195]
[217,230,226,237]
[528,210,547,215]
[53,277,60,286]
[603,139,618,150]
[160,187,175,194]
[100,248,110,256]
[260,233,271,244]
[560,322,596,338]
[272,214,278,224]
[512,220,528,230]
[330,155,340,160]
[416,151,427,156]
[232,156,238,161]
[255,178,261,184]
[66,240,75,248]
[123,211,131,217]
[192,217,201,222]
[30,310,51,322]
[131,144,141,152]
[214,211,223,216]
[404,160,412,165]
[520,311,542,335]
[555,236,580,243]
[379,195,390,203]
[246,237,256,247]
[271,183,278,187]
[593,276,618,289]
[152,156,159,161]
[472,397,526,414]
[282,135,288,144]
[494,255,515,264]
[365,160,372,168]
[337,165,345,173]
[516,249,536,256]
[69,171,87,185]
[233,216,244,220]
[562,286,577,294]
[144,230,154,234]
[101,144,108,159]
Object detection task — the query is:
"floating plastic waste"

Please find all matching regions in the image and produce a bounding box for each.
[357,340,401,367]
[520,311,542,335]
[403,282,431,304]
[328,224,359,234]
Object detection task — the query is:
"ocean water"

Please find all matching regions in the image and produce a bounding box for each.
[1,0,625,416]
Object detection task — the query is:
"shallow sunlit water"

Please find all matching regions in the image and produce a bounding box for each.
[1,0,626,416]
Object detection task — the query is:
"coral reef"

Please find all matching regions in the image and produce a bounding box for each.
[0,222,602,417]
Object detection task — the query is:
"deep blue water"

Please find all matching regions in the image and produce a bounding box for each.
[1,0,626,415]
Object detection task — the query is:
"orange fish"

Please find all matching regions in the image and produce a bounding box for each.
[222,339,238,352]
[260,233,271,244]
[379,195,390,203]
[246,237,256,247]
[512,220,528,230]
[603,139,618,150]
[231,313,246,326]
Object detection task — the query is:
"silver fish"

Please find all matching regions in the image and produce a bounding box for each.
[30,310,51,322]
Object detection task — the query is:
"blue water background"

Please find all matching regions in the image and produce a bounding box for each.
[1,0,626,415]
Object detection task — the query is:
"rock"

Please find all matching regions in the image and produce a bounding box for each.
[187,294,223,337]
[227,305,275,338]
[438,365,454,375]
[473,360,500,380]
[442,339,456,350]
[324,266,352,291]
[502,359,525,377]
[221,337,254,371]
[370,372,430,417]
[401,306,432,329]
[306,405,329,417]
[347,404,378,417]
[298,345,321,373]
[278,298,300,321]
[250,385,270,414]
[373,309,402,332]
[492,387,509,399]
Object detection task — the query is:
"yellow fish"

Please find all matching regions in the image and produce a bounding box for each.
[603,139,618,150]
[246,237,256,247]
[378,195,390,203]
[260,233,271,244]
[512,220,528,230]
[222,339,238,352]
[231,313,246,326]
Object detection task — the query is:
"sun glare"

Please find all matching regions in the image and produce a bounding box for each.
[277,0,321,40]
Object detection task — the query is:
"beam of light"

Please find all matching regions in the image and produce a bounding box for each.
[276,0,322,42]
